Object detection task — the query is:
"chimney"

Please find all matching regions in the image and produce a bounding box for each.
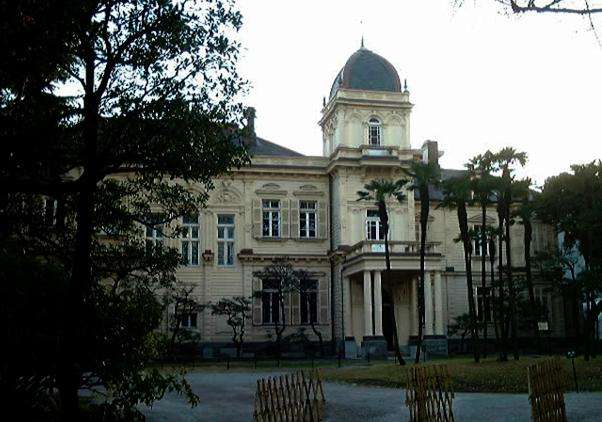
[421,140,439,165]
[243,107,256,137]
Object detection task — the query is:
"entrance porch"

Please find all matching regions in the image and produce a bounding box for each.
[342,268,446,358]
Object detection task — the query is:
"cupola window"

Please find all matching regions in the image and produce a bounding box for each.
[368,118,381,146]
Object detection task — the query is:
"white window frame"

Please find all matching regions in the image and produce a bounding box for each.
[300,279,318,325]
[366,209,385,240]
[262,199,281,238]
[180,312,198,328]
[43,197,57,226]
[473,225,489,257]
[145,219,164,250]
[299,200,317,239]
[181,213,200,266]
[262,279,280,325]
[368,118,381,146]
[217,214,235,267]
[535,286,552,322]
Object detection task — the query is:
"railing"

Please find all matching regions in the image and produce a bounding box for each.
[347,240,441,259]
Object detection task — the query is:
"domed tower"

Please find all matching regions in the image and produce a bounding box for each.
[319,45,412,157]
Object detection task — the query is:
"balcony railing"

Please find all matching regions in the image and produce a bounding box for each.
[346,240,441,259]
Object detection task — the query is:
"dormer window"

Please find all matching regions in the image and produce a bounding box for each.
[368,118,381,146]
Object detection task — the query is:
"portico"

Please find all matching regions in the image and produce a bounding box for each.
[341,240,445,357]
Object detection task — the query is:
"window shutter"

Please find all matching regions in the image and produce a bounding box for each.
[252,278,262,325]
[290,200,299,239]
[252,199,261,238]
[281,199,290,238]
[317,201,328,239]
[291,292,300,325]
[319,278,329,324]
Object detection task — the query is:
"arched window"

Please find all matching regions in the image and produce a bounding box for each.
[368,118,381,146]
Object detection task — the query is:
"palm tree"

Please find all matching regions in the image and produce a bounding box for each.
[485,225,501,346]
[357,178,407,365]
[492,147,527,361]
[402,161,440,364]
[466,151,496,357]
[494,184,509,361]
[513,178,541,353]
[440,176,480,363]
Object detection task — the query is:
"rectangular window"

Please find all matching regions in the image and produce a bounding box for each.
[217,214,235,266]
[299,200,317,238]
[476,286,491,323]
[473,225,488,256]
[366,209,385,240]
[261,279,280,324]
[535,286,552,322]
[262,199,280,237]
[43,197,57,226]
[300,279,318,324]
[145,216,164,250]
[181,214,200,266]
[180,312,198,328]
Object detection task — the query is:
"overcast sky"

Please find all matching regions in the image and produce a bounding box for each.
[235,0,602,185]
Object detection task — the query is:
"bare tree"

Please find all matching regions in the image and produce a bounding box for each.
[455,0,602,15]
[295,269,326,356]
[253,259,300,358]
[167,286,206,358]
[210,297,251,358]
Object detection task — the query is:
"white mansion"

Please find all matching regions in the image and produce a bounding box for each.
[170,45,564,357]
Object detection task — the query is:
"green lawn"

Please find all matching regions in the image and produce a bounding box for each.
[321,356,602,393]
[158,355,602,394]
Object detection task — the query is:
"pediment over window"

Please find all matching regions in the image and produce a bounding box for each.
[255,182,287,196]
[467,214,496,224]
[212,181,242,204]
[294,184,324,197]
[261,183,281,190]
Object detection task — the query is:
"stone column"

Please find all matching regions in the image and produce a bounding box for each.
[373,271,383,336]
[363,270,373,336]
[411,277,418,336]
[343,275,352,338]
[434,271,444,335]
[424,273,434,336]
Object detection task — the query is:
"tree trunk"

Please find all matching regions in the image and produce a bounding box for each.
[380,210,405,366]
[459,203,480,363]
[415,188,429,364]
[523,218,541,354]
[496,204,508,362]
[489,239,501,350]
[480,203,488,357]
[58,31,99,420]
[504,199,520,361]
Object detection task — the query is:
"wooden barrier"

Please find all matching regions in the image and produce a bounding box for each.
[253,369,326,422]
[527,358,568,422]
[405,364,454,422]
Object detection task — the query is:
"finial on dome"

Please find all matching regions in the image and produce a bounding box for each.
[361,35,364,49]
[404,78,408,92]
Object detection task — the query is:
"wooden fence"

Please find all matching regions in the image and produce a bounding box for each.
[527,358,568,422]
[253,369,326,422]
[405,364,455,422]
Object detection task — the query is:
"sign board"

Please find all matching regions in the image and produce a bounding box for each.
[371,243,385,253]
[538,321,549,332]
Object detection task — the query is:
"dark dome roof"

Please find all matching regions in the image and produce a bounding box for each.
[329,47,401,99]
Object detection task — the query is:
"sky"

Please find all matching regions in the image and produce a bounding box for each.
[235,0,602,186]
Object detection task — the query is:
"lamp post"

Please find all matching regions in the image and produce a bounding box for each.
[566,350,578,393]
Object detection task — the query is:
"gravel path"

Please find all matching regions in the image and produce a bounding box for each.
[141,371,602,421]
